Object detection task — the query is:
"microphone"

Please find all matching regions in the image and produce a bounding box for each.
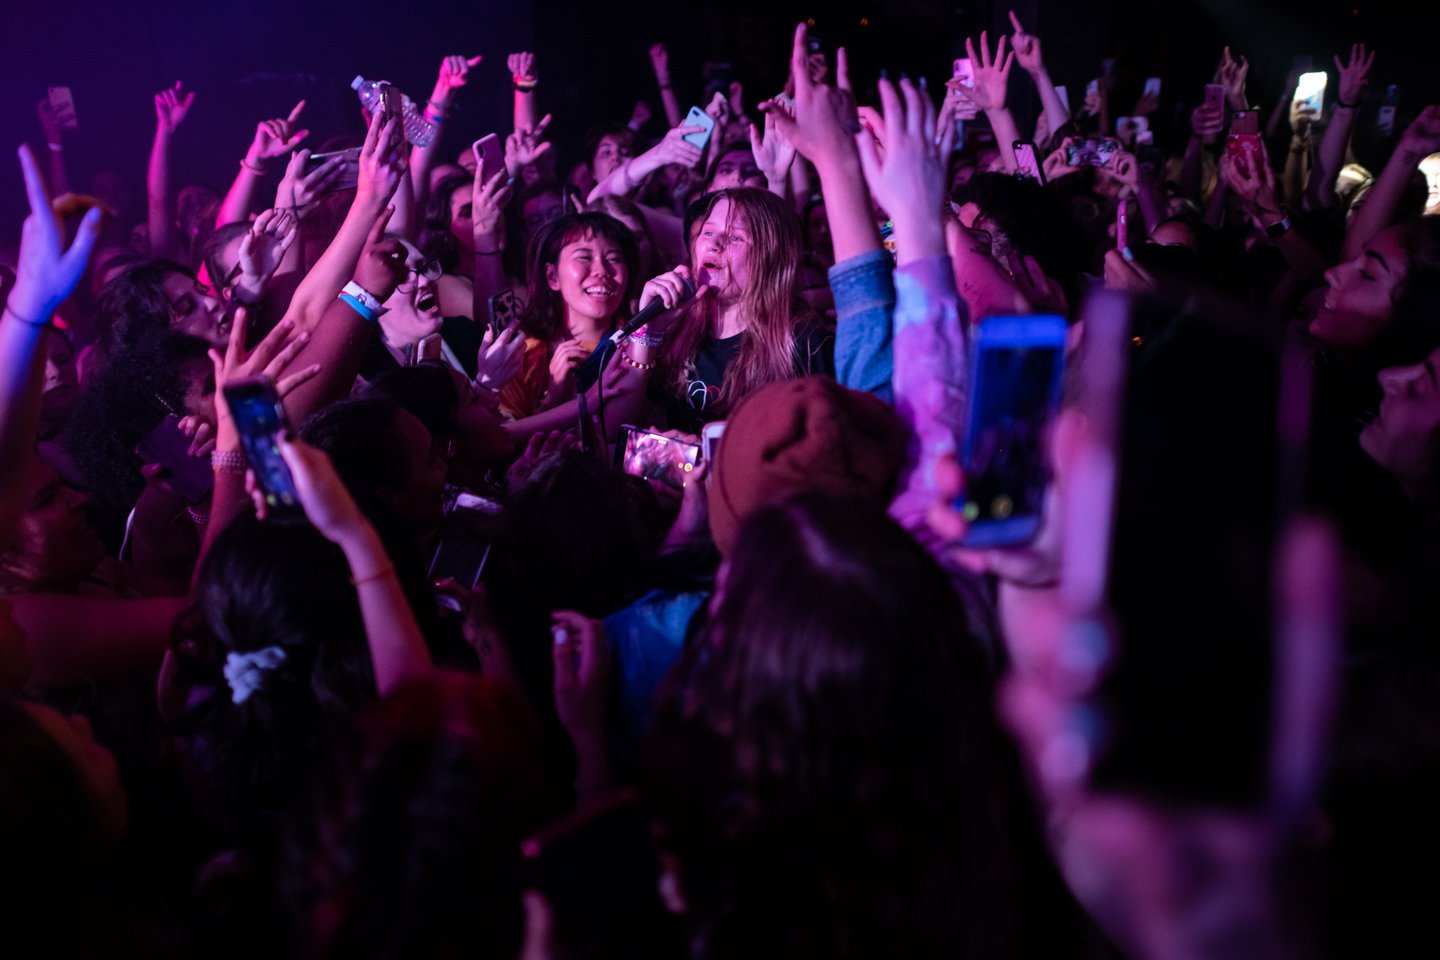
[574,277,696,392]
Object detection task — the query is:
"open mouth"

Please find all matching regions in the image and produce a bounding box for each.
[416,291,439,314]
[583,285,615,299]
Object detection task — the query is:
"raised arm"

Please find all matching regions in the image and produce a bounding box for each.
[411,54,482,209]
[36,96,74,197]
[147,82,195,260]
[1307,45,1375,212]
[1341,105,1440,262]
[587,122,703,203]
[962,32,1021,172]
[649,43,683,128]
[0,147,99,543]
[508,52,540,135]
[1008,10,1070,139]
[280,437,431,693]
[470,152,517,329]
[748,109,796,198]
[216,101,308,227]
[766,28,888,396]
[281,111,406,335]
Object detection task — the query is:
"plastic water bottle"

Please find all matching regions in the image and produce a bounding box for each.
[351,76,437,148]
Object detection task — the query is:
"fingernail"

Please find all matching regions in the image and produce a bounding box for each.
[879,69,889,80]
[1121,246,1135,262]
[552,625,569,646]
[899,72,910,82]
[919,76,929,90]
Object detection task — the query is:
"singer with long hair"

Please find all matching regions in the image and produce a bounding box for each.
[631,188,834,432]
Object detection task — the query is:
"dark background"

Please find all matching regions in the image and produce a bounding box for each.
[0,0,1432,242]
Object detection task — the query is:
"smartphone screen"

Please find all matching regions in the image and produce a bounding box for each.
[617,426,699,491]
[1054,84,1069,112]
[475,133,504,179]
[224,377,304,521]
[1143,76,1162,99]
[1116,201,1129,252]
[135,414,215,504]
[1293,71,1327,115]
[1065,138,1122,169]
[1013,141,1045,184]
[48,86,77,129]
[1203,83,1226,116]
[955,314,1067,547]
[681,106,716,151]
[1226,113,1263,174]
[428,539,490,589]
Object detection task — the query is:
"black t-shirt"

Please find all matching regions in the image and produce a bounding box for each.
[661,321,835,433]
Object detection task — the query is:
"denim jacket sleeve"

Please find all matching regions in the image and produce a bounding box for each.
[887,254,968,553]
[829,249,895,403]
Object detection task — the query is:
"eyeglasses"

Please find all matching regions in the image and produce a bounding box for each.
[397,258,443,293]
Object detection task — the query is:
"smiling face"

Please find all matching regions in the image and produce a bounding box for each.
[546,230,630,338]
[1309,225,1411,353]
[1360,345,1440,498]
[692,199,754,303]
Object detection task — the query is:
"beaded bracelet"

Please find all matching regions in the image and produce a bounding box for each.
[618,350,655,372]
[211,450,247,473]
[239,157,268,175]
[513,77,538,92]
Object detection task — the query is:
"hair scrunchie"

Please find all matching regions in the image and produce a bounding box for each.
[223,646,288,704]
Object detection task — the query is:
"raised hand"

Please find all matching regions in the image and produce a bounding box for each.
[6,146,101,326]
[470,150,516,248]
[551,611,611,741]
[762,23,862,174]
[1335,43,1376,105]
[235,208,300,297]
[508,51,537,85]
[649,124,706,170]
[154,82,195,134]
[1222,148,1281,219]
[1400,105,1440,158]
[208,308,319,448]
[648,43,670,83]
[437,54,483,93]
[277,149,346,209]
[37,98,76,143]
[854,77,946,258]
[1218,46,1249,110]
[629,99,653,130]
[504,114,553,177]
[962,32,1014,113]
[277,436,369,544]
[749,109,797,186]
[475,325,526,392]
[247,101,308,169]
[1190,102,1225,141]
[1008,9,1046,74]
[356,110,406,209]
[354,206,409,301]
[547,339,591,397]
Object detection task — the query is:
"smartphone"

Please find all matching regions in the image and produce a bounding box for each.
[136,414,215,504]
[380,82,403,121]
[1116,200,1129,252]
[1378,84,1400,137]
[681,106,717,151]
[1226,110,1263,173]
[952,59,980,119]
[428,538,490,590]
[1293,70,1327,116]
[701,420,726,462]
[1143,76,1162,99]
[222,377,304,522]
[474,133,504,180]
[954,314,1067,547]
[304,147,361,192]
[1065,137,1122,169]
[1013,141,1046,185]
[1115,116,1148,146]
[1085,78,1100,99]
[487,289,518,340]
[523,789,682,957]
[1203,83,1227,116]
[617,425,700,491]
[47,87,77,129]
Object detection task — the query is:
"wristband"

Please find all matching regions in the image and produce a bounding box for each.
[1263,216,1292,239]
[342,280,387,318]
[1336,98,1358,110]
[512,77,538,92]
[339,292,379,323]
[211,449,247,473]
[239,157,268,175]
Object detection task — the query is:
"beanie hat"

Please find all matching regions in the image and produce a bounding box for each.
[709,376,907,555]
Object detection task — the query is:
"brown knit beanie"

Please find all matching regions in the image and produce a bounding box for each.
[708,376,907,555]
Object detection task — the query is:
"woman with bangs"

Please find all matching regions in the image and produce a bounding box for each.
[498,212,639,419]
[636,187,833,432]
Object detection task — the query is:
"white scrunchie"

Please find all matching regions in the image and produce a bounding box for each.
[223,646,288,704]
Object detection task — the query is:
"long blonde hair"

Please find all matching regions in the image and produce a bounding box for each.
[661,188,810,410]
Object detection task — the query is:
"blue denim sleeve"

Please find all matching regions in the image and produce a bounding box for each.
[829,249,895,403]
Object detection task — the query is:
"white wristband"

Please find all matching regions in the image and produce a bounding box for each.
[342,280,388,317]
